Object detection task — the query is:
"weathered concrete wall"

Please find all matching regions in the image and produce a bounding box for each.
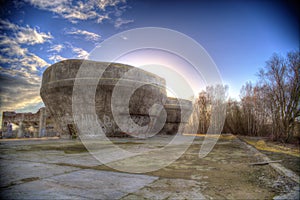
[40,59,168,137]
[160,97,193,135]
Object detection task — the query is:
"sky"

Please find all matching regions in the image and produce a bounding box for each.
[0,0,299,123]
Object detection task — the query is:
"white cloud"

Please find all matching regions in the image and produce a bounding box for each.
[72,46,89,59]
[97,13,110,23]
[48,44,68,63]
[49,54,67,63]
[0,66,43,115]
[25,0,127,24]
[0,64,45,124]
[0,43,49,73]
[98,0,126,10]
[114,17,133,28]
[0,19,19,30]
[66,28,101,42]
[0,36,28,57]
[48,43,92,64]
[19,53,49,72]
[0,20,50,69]
[0,20,51,117]
[0,19,52,45]
[0,66,39,84]
[48,44,64,53]
[16,27,52,45]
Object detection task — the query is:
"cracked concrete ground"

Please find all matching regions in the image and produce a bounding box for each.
[0,135,298,199]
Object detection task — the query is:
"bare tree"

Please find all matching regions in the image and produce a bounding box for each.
[194,51,299,142]
[194,84,228,134]
[223,98,244,134]
[196,91,211,133]
[258,51,299,142]
[239,82,271,137]
[240,82,256,135]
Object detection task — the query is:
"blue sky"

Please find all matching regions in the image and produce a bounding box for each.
[0,0,299,118]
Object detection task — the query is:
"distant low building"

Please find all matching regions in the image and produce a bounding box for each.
[1,108,58,138]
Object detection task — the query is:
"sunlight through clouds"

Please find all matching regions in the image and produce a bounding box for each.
[0,19,51,120]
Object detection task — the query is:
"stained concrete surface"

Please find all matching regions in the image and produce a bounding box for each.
[1,170,158,199]
[0,135,299,199]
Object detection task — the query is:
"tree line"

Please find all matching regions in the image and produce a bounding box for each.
[194,50,299,143]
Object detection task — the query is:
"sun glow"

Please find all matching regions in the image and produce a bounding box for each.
[113,48,206,100]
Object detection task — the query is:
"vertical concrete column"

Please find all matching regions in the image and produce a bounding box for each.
[17,114,24,138]
[17,121,23,138]
[1,112,6,138]
[38,108,47,137]
[1,112,4,133]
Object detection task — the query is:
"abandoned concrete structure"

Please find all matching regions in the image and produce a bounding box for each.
[40,59,192,138]
[1,108,57,138]
[161,97,193,135]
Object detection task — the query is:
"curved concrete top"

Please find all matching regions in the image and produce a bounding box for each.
[41,59,166,91]
[164,97,193,110]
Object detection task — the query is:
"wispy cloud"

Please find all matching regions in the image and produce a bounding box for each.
[48,54,67,63]
[48,44,64,53]
[0,39,49,72]
[48,43,90,63]
[0,66,43,117]
[66,28,101,42]
[16,27,52,45]
[48,44,67,63]
[0,19,52,45]
[0,20,51,68]
[114,17,133,28]
[98,0,126,11]
[0,20,51,116]
[25,0,126,24]
[0,37,27,57]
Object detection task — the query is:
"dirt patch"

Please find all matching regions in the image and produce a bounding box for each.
[20,177,40,183]
[20,143,89,154]
[94,136,292,199]
[144,140,282,199]
[112,141,144,145]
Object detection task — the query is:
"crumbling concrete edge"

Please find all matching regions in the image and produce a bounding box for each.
[236,136,299,199]
[236,136,299,184]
